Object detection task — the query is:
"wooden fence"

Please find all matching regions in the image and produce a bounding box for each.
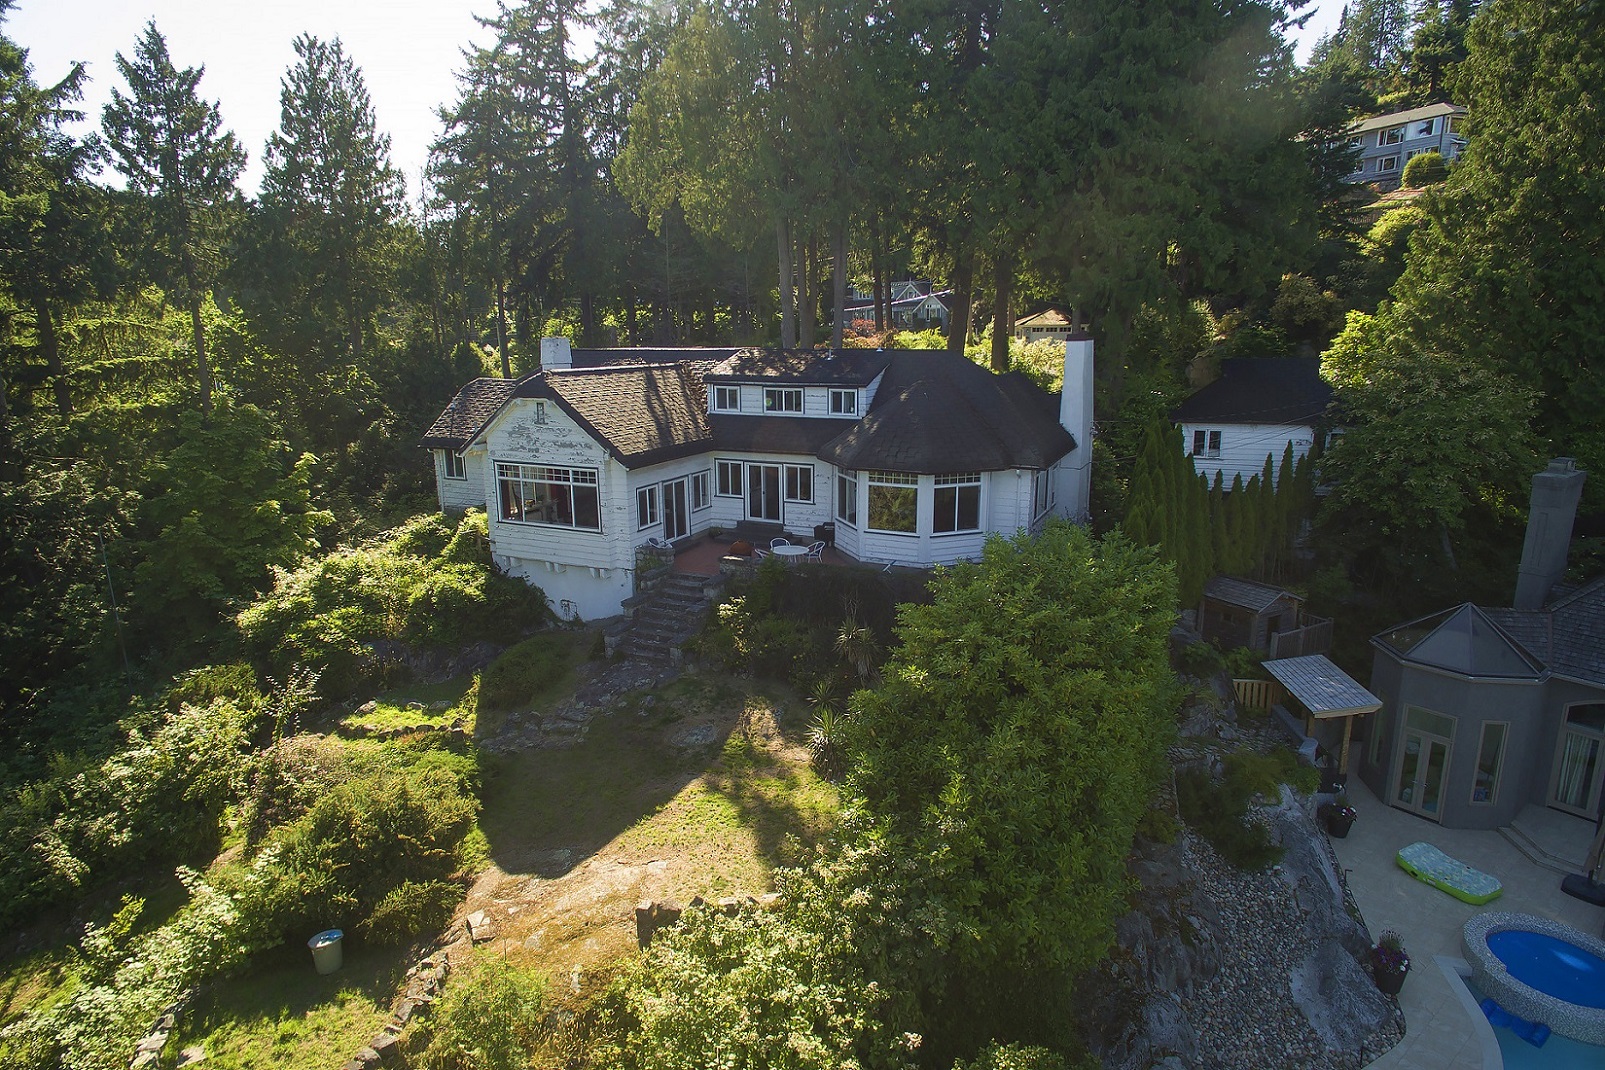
[1268,615,1334,659]
[1233,677,1286,713]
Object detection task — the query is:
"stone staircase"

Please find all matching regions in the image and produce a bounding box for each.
[618,572,716,664]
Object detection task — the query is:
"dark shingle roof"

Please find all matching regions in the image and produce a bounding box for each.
[1483,578,1605,686]
[571,348,740,369]
[1171,357,1333,426]
[705,348,890,386]
[519,364,713,469]
[420,377,523,449]
[710,414,859,456]
[819,350,1075,473]
[1204,576,1299,614]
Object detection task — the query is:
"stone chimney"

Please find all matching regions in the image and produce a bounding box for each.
[1060,332,1094,520]
[540,336,573,371]
[1513,458,1586,610]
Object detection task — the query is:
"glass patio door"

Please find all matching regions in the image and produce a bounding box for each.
[662,478,689,541]
[747,464,782,522]
[1549,704,1605,818]
[1394,706,1453,820]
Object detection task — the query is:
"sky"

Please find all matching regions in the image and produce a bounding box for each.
[7,0,1346,199]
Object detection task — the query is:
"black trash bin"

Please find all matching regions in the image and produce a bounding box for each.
[813,522,836,548]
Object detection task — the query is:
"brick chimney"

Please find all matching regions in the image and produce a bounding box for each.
[1059,332,1094,520]
[1513,458,1586,610]
[540,336,573,371]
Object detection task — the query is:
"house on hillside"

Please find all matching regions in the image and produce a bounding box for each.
[1360,459,1604,831]
[1171,357,1335,489]
[840,281,952,331]
[1346,102,1468,191]
[422,336,1094,620]
[1013,309,1076,345]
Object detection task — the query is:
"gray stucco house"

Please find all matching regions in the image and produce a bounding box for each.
[1346,102,1467,191]
[1359,460,1603,830]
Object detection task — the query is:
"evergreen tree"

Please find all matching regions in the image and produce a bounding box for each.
[101,21,244,419]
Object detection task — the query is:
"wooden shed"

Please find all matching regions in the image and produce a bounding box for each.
[1199,576,1303,654]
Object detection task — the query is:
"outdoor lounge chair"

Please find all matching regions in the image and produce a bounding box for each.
[1396,841,1503,904]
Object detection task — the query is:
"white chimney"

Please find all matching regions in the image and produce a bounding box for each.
[540,336,573,371]
[1513,457,1586,610]
[1060,332,1094,520]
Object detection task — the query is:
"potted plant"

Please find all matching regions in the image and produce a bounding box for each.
[1318,792,1358,838]
[729,539,754,557]
[1371,930,1410,996]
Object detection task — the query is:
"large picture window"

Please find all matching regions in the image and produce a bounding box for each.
[443,450,466,480]
[764,387,802,413]
[496,462,600,530]
[933,472,981,534]
[716,460,743,497]
[784,463,813,503]
[867,470,917,533]
[837,471,858,526]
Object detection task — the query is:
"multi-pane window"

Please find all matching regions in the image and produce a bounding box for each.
[443,450,466,480]
[837,471,858,526]
[1033,468,1051,517]
[764,387,803,413]
[691,470,711,510]
[1380,126,1403,145]
[496,463,601,530]
[637,485,660,529]
[867,470,917,533]
[716,460,743,497]
[933,473,981,533]
[1192,429,1222,457]
[1414,118,1436,137]
[713,385,741,412]
[1472,722,1508,804]
[784,463,813,502]
[1378,155,1399,173]
[829,389,857,415]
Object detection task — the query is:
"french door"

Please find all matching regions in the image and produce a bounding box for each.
[662,478,689,541]
[1550,704,1605,818]
[1393,706,1454,820]
[747,464,782,522]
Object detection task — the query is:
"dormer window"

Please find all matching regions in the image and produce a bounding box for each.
[713,385,740,412]
[829,388,857,415]
[764,387,803,413]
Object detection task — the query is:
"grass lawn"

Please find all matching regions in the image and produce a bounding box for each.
[340,674,479,734]
[172,940,408,1069]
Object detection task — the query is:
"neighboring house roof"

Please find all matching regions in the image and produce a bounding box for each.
[706,348,889,386]
[1171,357,1333,426]
[420,377,522,450]
[1348,102,1466,135]
[570,347,740,369]
[1264,655,1382,719]
[819,351,1074,473]
[1015,309,1071,330]
[521,363,714,469]
[1204,576,1300,614]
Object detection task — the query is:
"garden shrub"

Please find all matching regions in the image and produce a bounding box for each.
[1175,767,1283,871]
[952,1042,1081,1070]
[415,957,546,1070]
[358,879,463,946]
[478,634,573,713]
[1178,641,1225,679]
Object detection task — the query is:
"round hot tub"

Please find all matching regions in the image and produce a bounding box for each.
[1463,912,1605,1045]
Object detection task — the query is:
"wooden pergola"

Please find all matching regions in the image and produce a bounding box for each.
[1262,655,1382,774]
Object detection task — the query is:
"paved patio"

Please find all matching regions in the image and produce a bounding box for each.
[1331,777,1603,1068]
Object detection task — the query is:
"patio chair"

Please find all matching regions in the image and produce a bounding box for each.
[643,536,673,554]
[805,541,825,562]
[753,547,770,561]
[771,537,791,548]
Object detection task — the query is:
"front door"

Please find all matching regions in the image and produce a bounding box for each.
[1393,708,1454,820]
[747,464,782,523]
[1549,704,1605,818]
[663,478,689,541]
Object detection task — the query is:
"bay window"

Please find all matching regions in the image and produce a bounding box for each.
[933,473,981,534]
[867,471,917,533]
[497,463,601,530]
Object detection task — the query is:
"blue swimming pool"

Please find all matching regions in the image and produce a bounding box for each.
[1487,930,1605,1010]
[1461,975,1605,1070]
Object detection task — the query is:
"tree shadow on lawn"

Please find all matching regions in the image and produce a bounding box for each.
[701,712,840,872]
[174,938,406,1070]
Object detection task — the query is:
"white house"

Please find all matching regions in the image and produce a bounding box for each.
[1171,357,1334,489]
[422,336,1095,620]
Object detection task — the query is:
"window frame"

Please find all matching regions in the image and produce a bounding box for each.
[443,450,467,480]
[712,385,741,412]
[691,470,711,511]
[837,470,858,526]
[636,484,660,530]
[829,388,857,415]
[1414,117,1436,138]
[784,463,813,503]
[1032,468,1051,518]
[495,462,602,531]
[715,459,743,497]
[1377,154,1400,173]
[866,470,918,534]
[1380,126,1404,146]
[932,472,982,535]
[763,386,803,413]
[1471,721,1509,805]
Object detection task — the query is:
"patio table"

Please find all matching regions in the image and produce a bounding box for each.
[771,544,809,563]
